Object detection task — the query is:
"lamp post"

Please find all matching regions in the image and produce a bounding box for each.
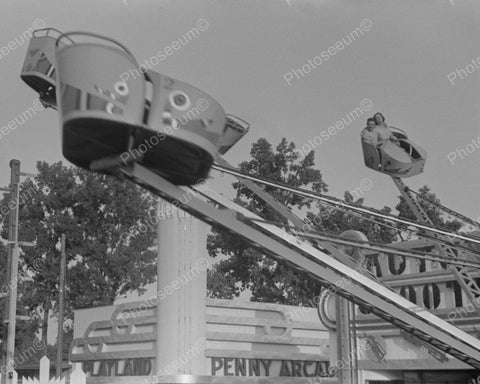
[56,234,66,378]
[2,160,21,384]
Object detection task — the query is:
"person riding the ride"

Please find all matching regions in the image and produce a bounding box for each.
[373,112,399,146]
[360,112,427,178]
[361,117,378,146]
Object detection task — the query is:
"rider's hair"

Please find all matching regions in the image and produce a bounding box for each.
[367,117,376,124]
[374,112,385,123]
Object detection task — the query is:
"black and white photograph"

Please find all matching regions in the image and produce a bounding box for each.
[0,1,479,383]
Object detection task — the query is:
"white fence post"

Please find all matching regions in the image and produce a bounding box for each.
[68,365,86,384]
[22,375,34,384]
[39,356,50,384]
[17,357,85,384]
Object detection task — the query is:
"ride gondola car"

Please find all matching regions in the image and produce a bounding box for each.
[217,114,250,155]
[134,70,226,185]
[361,127,427,178]
[54,32,226,185]
[20,28,72,108]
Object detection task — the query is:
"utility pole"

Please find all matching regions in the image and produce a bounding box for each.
[4,159,21,384]
[56,234,66,378]
[1,161,35,384]
[0,171,14,384]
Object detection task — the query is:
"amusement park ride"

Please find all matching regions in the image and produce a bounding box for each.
[18,28,480,377]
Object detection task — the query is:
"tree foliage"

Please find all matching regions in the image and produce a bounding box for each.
[207,138,328,305]
[395,185,463,234]
[0,161,157,355]
[0,222,40,361]
[307,191,398,244]
[207,138,454,306]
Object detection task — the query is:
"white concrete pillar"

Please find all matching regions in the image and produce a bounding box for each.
[155,201,209,379]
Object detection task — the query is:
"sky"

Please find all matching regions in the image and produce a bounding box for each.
[0,0,479,223]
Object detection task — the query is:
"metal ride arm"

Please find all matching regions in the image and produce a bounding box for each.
[214,159,480,271]
[211,164,480,246]
[407,187,479,228]
[214,157,368,384]
[391,176,480,316]
[120,162,480,368]
[214,157,383,284]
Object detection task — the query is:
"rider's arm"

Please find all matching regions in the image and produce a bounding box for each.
[386,126,399,142]
[361,130,378,146]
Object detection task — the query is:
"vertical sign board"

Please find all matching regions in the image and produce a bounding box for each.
[356,243,474,372]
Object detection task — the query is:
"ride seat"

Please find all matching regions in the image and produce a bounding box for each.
[218,115,250,155]
[138,70,226,185]
[361,140,381,171]
[20,28,70,108]
[55,33,147,170]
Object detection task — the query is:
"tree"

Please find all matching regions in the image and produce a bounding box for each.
[395,185,463,234]
[307,190,398,244]
[0,161,158,357]
[207,138,328,305]
[207,267,236,300]
[207,137,403,306]
[0,236,40,367]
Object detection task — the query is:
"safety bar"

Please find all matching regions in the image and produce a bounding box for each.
[55,31,138,67]
[389,126,409,139]
[32,28,76,44]
[225,114,250,132]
